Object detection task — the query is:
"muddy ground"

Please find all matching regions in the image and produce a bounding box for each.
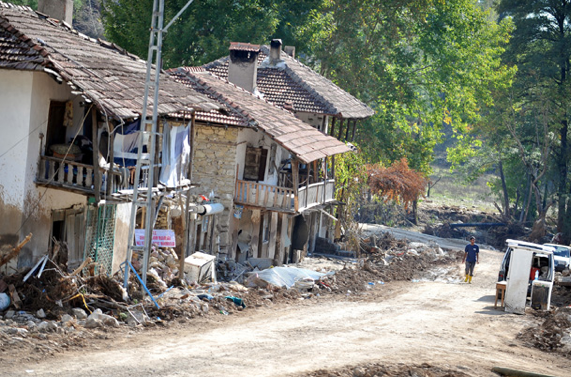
[1,202,571,376]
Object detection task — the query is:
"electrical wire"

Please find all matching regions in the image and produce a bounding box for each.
[0,119,48,161]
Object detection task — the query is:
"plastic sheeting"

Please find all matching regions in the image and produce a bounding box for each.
[245,266,334,289]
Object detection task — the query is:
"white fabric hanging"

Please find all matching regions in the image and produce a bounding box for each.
[159,121,191,187]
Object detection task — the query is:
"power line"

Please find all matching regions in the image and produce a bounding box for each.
[0,119,47,161]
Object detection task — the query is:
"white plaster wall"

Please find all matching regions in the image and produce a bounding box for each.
[0,70,34,211]
[0,70,86,269]
[236,128,289,186]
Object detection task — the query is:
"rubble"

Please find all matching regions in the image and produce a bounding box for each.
[517,307,571,355]
[1,226,570,364]
[300,362,471,377]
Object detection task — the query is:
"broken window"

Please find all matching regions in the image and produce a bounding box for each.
[243,146,268,181]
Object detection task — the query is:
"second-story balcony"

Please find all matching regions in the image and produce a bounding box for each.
[234,178,336,213]
[36,155,161,200]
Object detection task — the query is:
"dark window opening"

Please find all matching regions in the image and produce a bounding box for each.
[244,147,268,182]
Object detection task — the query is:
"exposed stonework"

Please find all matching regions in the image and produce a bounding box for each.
[191,123,239,255]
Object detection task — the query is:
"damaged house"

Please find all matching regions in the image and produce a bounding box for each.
[168,41,373,264]
[0,1,220,275]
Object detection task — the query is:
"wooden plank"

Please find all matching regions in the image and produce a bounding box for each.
[292,159,299,211]
[260,212,269,258]
[337,118,345,140]
[268,211,278,260]
[345,118,351,140]
[330,117,336,137]
[272,186,278,208]
[106,131,115,195]
[0,233,32,268]
[250,209,261,258]
[263,185,270,207]
[91,109,100,203]
[276,213,289,265]
[309,212,318,254]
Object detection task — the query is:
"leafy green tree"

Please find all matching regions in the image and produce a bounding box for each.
[304,1,513,177]
[497,0,571,238]
[101,0,321,68]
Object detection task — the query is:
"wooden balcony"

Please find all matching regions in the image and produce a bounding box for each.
[36,156,137,199]
[298,180,336,211]
[234,179,336,212]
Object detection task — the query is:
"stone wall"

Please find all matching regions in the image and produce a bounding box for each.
[190,123,239,256]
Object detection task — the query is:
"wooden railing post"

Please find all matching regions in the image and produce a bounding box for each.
[106,130,115,195]
[292,158,299,212]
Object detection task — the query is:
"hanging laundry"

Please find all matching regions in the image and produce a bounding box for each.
[159,120,191,187]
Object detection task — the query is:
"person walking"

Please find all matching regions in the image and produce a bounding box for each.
[462,236,479,283]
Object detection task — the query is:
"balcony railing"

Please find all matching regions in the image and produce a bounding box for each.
[234,180,295,211]
[36,156,145,197]
[297,179,336,211]
[234,179,336,212]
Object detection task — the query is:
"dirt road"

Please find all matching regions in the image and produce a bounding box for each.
[2,233,570,377]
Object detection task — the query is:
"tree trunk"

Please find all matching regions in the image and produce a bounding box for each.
[557,118,568,232]
[498,159,510,219]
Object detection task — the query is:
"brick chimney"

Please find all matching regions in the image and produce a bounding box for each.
[38,0,73,25]
[227,42,260,93]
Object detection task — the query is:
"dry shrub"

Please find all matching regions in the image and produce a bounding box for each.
[366,158,428,209]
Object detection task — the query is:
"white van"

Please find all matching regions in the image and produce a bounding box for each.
[543,243,571,272]
[498,240,555,314]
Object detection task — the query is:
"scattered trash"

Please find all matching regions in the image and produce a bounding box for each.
[225,296,246,308]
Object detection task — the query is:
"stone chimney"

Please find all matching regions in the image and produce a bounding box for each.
[284,46,295,59]
[38,0,73,25]
[227,42,260,93]
[270,39,282,65]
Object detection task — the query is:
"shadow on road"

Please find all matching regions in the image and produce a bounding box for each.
[476,294,496,303]
[475,308,507,316]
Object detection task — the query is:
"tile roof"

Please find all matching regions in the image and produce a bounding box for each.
[203,45,374,119]
[0,2,219,120]
[169,68,352,163]
[169,67,249,128]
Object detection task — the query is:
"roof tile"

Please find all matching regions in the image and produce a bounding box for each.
[0,3,220,120]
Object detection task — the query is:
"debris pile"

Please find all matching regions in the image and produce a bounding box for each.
[517,307,571,355]
[0,229,467,363]
[299,362,471,377]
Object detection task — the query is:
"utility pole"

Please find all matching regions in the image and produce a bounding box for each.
[124,0,196,289]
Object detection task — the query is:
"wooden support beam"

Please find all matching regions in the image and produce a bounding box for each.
[106,129,114,195]
[276,213,289,265]
[337,118,345,141]
[0,233,32,268]
[250,209,261,258]
[268,212,278,260]
[330,117,336,137]
[292,158,299,211]
[345,118,352,140]
[351,119,357,141]
[91,109,101,203]
[260,211,270,258]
